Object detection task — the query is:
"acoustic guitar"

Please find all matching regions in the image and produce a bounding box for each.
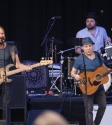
[0,60,53,85]
[79,66,112,95]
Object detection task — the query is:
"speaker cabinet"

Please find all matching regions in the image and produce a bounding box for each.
[0,75,26,124]
[26,110,43,125]
[0,94,2,120]
[10,75,26,124]
[10,75,26,107]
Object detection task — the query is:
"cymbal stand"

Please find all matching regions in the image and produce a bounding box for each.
[49,37,61,92]
[74,80,77,95]
[50,50,64,93]
[50,75,61,92]
[59,51,64,93]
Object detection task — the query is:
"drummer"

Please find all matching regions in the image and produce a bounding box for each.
[75,12,111,54]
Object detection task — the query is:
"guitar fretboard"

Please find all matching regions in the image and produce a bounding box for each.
[6,63,42,76]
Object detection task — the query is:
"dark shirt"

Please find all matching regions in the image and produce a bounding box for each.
[0,43,18,68]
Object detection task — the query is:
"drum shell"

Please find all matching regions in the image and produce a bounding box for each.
[105,46,112,57]
[63,57,76,79]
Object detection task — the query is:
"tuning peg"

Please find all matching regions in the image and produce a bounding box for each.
[41,57,44,60]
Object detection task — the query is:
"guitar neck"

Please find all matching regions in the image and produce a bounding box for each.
[102,69,112,77]
[6,63,42,76]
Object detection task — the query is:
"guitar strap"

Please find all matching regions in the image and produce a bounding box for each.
[94,51,108,71]
[8,44,16,66]
[94,51,102,65]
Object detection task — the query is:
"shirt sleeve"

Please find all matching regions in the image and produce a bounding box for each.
[103,28,109,40]
[14,45,19,55]
[76,31,82,38]
[73,57,80,70]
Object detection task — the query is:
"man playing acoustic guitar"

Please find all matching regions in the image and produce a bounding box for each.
[71,37,111,125]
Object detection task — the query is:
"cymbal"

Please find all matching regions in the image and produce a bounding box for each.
[46,37,63,44]
[66,37,83,46]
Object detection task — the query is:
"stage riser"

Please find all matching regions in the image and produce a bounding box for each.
[28,97,86,125]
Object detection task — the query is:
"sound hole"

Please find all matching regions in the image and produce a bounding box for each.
[95,74,102,81]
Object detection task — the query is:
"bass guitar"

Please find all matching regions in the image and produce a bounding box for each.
[0,60,53,85]
[79,66,112,95]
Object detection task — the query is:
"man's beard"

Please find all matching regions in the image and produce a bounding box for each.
[0,37,5,44]
[0,42,3,45]
[87,26,95,30]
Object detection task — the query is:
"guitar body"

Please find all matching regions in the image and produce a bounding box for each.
[79,67,109,95]
[0,64,14,84]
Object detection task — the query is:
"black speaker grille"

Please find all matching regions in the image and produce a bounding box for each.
[10,75,26,107]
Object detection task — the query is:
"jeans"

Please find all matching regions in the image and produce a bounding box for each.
[82,88,106,125]
[1,81,14,124]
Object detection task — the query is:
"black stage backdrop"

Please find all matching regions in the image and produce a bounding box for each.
[0,0,112,61]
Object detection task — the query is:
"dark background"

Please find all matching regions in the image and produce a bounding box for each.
[0,0,112,62]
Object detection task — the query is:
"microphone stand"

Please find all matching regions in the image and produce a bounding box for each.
[2,42,7,125]
[81,50,89,125]
[59,51,64,93]
[41,18,56,60]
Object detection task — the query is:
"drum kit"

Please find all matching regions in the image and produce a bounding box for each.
[47,37,82,95]
[47,37,112,96]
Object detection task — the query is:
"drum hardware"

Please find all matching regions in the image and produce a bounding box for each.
[102,45,112,59]
[50,75,68,94]
[47,37,60,93]
[50,75,82,95]
[73,80,82,95]
[49,47,79,94]
[101,45,112,68]
[66,56,76,79]
[50,75,61,92]
[57,48,75,93]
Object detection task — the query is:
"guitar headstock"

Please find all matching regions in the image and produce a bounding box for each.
[40,60,53,65]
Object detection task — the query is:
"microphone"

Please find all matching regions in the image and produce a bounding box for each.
[51,16,61,19]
